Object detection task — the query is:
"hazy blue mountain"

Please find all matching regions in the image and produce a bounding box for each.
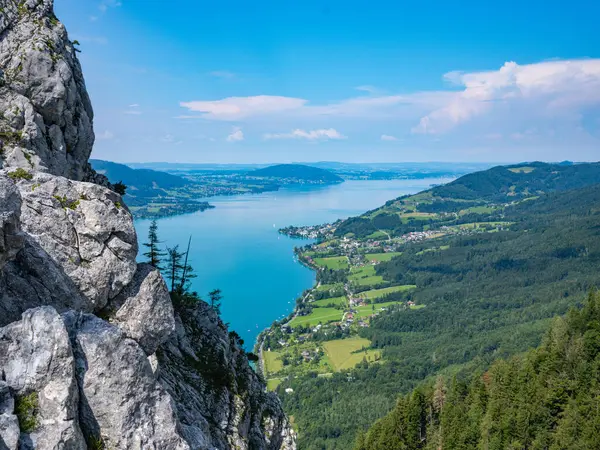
[250,164,343,183]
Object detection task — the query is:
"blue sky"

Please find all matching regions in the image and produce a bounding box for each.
[55,0,600,163]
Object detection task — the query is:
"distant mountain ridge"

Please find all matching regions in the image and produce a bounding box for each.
[250,164,344,183]
[90,159,190,190]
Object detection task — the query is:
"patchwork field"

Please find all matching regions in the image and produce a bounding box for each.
[313,256,349,270]
[349,265,384,286]
[315,283,344,292]
[509,166,536,173]
[358,285,416,300]
[312,296,348,308]
[364,252,402,262]
[323,337,382,371]
[289,307,342,328]
[353,301,402,320]
[267,378,282,391]
[263,349,283,375]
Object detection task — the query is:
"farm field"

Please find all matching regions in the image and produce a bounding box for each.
[288,307,342,328]
[358,285,416,300]
[353,301,402,320]
[459,205,496,215]
[263,349,283,375]
[313,256,349,270]
[366,231,388,239]
[416,245,450,255]
[364,252,402,262]
[315,283,344,292]
[312,296,348,308]
[267,378,282,391]
[323,337,382,371]
[349,265,384,286]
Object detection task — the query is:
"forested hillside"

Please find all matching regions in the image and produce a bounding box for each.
[250,164,343,183]
[278,171,600,449]
[335,162,600,238]
[355,290,600,450]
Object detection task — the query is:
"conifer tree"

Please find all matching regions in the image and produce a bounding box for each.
[143,220,165,269]
[165,245,185,293]
[209,289,223,315]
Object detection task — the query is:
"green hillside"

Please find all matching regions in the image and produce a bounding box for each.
[355,290,600,450]
[335,162,600,239]
[276,165,600,449]
[250,164,344,183]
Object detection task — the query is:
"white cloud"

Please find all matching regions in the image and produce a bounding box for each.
[96,130,114,140]
[355,85,378,94]
[380,134,398,141]
[179,92,450,122]
[161,134,183,145]
[180,96,307,120]
[99,0,122,13]
[124,104,142,115]
[178,58,600,145]
[226,127,244,142]
[412,59,600,134]
[264,128,347,141]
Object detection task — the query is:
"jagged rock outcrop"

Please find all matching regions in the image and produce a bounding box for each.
[0,173,22,269]
[104,263,176,355]
[64,310,189,450]
[0,0,94,180]
[16,172,138,310]
[0,1,296,449]
[0,382,19,450]
[159,299,296,450]
[0,307,85,449]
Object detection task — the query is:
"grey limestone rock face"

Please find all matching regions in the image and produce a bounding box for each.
[159,300,297,450]
[0,0,94,180]
[0,381,19,450]
[0,1,298,448]
[0,174,23,270]
[0,307,85,449]
[15,172,137,311]
[105,262,176,355]
[63,310,189,450]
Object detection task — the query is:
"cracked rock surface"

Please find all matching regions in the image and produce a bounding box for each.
[0,0,94,180]
[0,1,297,448]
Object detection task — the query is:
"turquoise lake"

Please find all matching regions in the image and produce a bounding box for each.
[134,178,451,347]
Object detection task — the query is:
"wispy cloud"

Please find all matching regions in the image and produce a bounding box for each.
[264,128,347,141]
[179,93,449,121]
[412,59,600,134]
[380,134,398,141]
[124,104,142,115]
[161,134,183,145]
[91,0,121,20]
[355,85,379,94]
[179,59,600,144]
[98,0,122,13]
[180,96,307,120]
[226,127,244,142]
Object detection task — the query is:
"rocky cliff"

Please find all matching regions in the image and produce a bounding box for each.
[0,1,296,449]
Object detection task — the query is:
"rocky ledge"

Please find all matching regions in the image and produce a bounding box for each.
[0,1,296,449]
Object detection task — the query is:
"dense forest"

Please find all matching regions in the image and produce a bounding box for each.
[279,175,600,449]
[355,290,600,450]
